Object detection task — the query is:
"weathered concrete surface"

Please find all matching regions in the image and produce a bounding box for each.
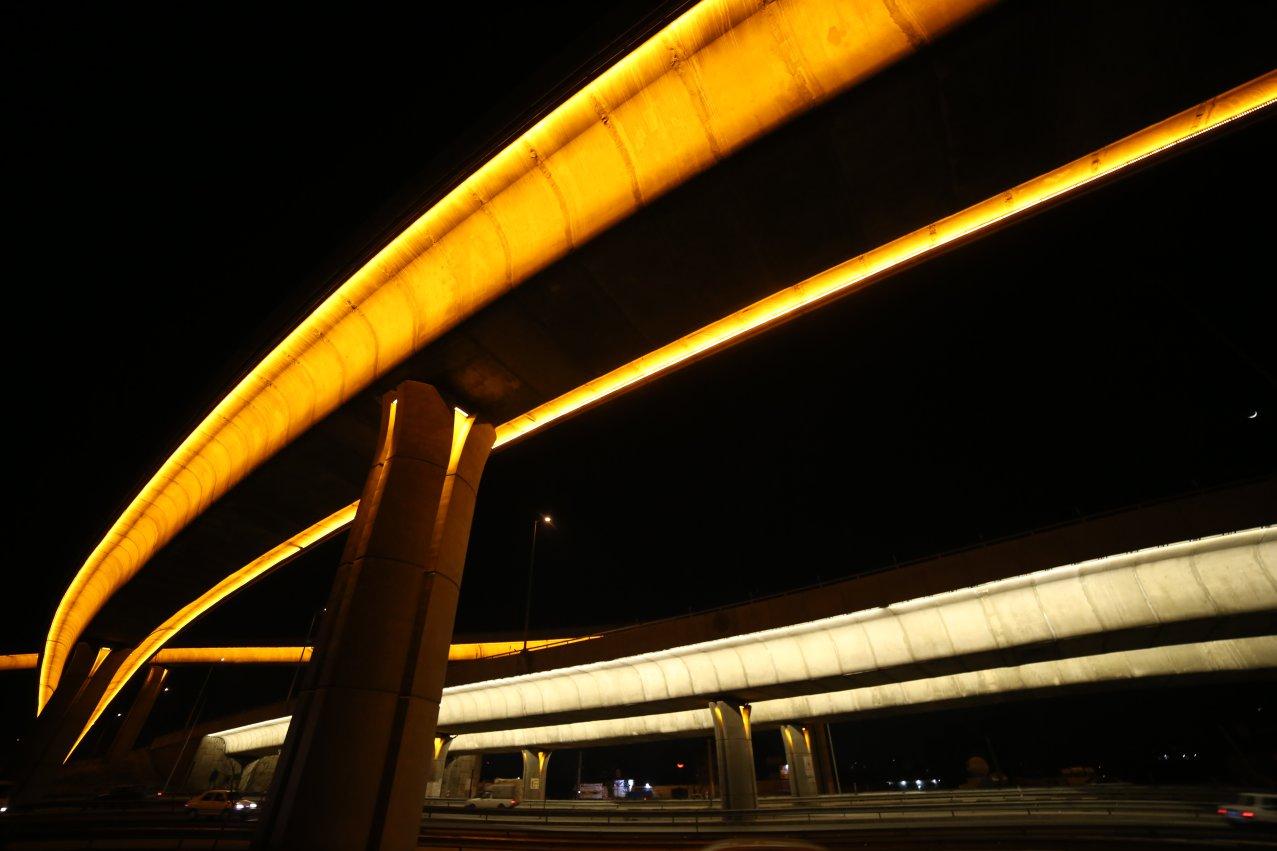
[780,725,818,797]
[107,666,167,763]
[518,749,551,801]
[257,383,494,851]
[711,701,757,812]
[440,754,481,800]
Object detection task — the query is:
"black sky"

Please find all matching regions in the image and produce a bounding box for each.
[4,2,1275,763]
[6,0,687,648]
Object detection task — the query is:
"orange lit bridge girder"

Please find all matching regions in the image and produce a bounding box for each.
[62,71,1277,756]
[0,641,593,673]
[39,0,996,714]
[149,640,595,665]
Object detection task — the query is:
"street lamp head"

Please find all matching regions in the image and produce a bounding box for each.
[541,514,553,525]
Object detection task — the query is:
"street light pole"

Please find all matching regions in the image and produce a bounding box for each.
[521,514,551,653]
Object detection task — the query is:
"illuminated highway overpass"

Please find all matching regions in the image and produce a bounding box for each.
[187,632,1276,804]
[433,527,1277,731]
[37,2,1275,721]
[11,0,1274,843]
[185,528,1275,798]
[201,635,1277,757]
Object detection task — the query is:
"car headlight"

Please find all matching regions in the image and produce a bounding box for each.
[235,803,244,810]
[249,802,258,809]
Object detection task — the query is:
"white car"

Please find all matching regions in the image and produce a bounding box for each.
[464,791,519,810]
[1218,791,1277,825]
[184,789,259,819]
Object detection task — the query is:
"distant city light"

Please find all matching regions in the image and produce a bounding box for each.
[675,762,685,769]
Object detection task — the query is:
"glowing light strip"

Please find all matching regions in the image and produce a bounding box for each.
[145,639,593,665]
[0,640,592,672]
[62,70,1276,751]
[68,403,582,754]
[446,638,598,661]
[66,503,356,754]
[152,647,314,665]
[42,0,989,713]
[492,71,1277,447]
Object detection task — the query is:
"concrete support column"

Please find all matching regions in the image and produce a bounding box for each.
[807,722,839,795]
[779,725,818,797]
[424,736,452,798]
[7,644,97,791]
[440,753,481,799]
[519,749,551,801]
[709,701,757,812]
[107,666,168,762]
[257,382,495,851]
[184,735,239,792]
[11,644,128,805]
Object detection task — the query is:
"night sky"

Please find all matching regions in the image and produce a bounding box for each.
[5,3,1275,781]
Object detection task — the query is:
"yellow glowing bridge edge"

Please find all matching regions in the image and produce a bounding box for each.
[494,77,1277,444]
[146,640,594,664]
[0,641,590,671]
[63,71,1276,757]
[41,0,997,714]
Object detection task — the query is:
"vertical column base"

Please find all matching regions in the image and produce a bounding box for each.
[808,722,840,795]
[709,701,757,815]
[11,645,128,806]
[425,736,452,798]
[780,725,819,797]
[519,749,551,801]
[107,666,168,763]
[255,382,494,851]
[441,754,481,799]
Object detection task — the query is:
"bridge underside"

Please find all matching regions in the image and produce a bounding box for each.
[77,0,1276,650]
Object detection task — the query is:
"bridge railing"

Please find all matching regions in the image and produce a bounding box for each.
[420,784,1234,829]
